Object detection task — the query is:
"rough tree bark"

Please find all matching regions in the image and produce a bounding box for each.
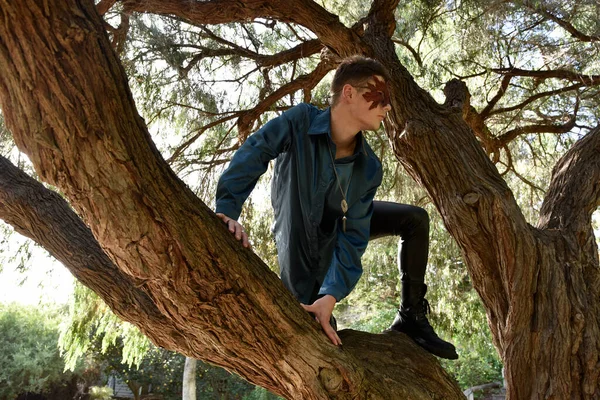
[380,51,600,399]
[0,1,462,399]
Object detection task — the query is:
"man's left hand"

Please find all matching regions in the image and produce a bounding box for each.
[301,295,342,346]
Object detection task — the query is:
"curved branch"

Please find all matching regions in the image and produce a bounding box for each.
[480,75,511,118]
[538,125,600,231]
[497,115,577,147]
[0,156,171,337]
[166,113,241,164]
[391,38,423,68]
[236,57,336,140]
[492,67,600,86]
[488,83,582,116]
[192,27,323,69]
[523,1,600,43]
[121,0,360,51]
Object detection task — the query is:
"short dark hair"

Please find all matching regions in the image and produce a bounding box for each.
[330,56,390,105]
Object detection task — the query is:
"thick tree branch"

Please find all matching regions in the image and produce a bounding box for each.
[443,79,501,159]
[0,156,171,340]
[96,0,117,15]
[538,126,600,231]
[366,0,400,37]
[121,0,361,53]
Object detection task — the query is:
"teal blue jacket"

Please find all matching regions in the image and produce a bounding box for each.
[216,103,382,303]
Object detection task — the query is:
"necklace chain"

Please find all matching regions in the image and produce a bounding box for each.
[327,140,352,232]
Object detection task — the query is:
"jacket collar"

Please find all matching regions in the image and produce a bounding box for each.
[307,107,365,155]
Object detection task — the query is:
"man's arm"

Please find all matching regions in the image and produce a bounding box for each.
[215,105,309,243]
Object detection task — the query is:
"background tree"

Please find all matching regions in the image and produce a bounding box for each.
[0,0,598,398]
[59,282,265,399]
[0,303,94,400]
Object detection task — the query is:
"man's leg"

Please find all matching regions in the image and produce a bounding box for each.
[370,201,458,359]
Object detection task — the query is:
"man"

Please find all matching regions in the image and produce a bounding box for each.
[215,56,457,359]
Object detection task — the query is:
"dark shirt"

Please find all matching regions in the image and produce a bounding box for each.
[215,103,382,303]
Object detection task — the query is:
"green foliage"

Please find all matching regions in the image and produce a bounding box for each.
[89,334,257,400]
[0,222,33,276]
[0,303,80,400]
[88,386,114,400]
[60,282,264,399]
[59,282,150,371]
[243,386,282,400]
[441,338,503,390]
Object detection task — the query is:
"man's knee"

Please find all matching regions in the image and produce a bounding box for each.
[411,206,429,228]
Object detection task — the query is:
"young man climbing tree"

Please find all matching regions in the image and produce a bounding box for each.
[215,56,458,359]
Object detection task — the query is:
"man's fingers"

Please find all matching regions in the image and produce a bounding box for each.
[218,214,250,247]
[216,213,226,219]
[300,304,341,346]
[301,304,313,313]
[321,321,342,346]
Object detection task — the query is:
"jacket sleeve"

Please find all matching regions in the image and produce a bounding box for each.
[318,185,379,301]
[215,105,308,220]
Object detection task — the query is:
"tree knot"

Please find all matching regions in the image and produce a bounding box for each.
[463,192,481,205]
[318,366,345,393]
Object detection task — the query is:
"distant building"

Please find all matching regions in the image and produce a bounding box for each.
[107,375,135,399]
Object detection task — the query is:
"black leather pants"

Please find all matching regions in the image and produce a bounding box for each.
[369,201,429,284]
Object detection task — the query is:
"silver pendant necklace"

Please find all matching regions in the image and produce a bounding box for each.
[327,141,352,232]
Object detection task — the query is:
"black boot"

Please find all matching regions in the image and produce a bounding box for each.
[389,283,458,360]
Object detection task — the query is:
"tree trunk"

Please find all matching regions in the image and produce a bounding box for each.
[0,2,462,399]
[378,52,600,397]
[182,357,197,400]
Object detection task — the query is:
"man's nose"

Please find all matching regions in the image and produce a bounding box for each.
[382,103,392,112]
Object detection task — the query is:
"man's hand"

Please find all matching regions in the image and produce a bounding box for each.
[216,213,250,248]
[301,295,342,346]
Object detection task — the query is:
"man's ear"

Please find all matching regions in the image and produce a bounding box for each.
[341,83,354,102]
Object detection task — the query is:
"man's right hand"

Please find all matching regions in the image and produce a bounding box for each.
[216,213,250,248]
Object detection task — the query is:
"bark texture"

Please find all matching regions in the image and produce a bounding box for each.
[381,55,600,399]
[0,1,462,399]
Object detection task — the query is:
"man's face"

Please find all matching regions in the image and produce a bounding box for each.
[360,75,391,110]
[352,75,392,130]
